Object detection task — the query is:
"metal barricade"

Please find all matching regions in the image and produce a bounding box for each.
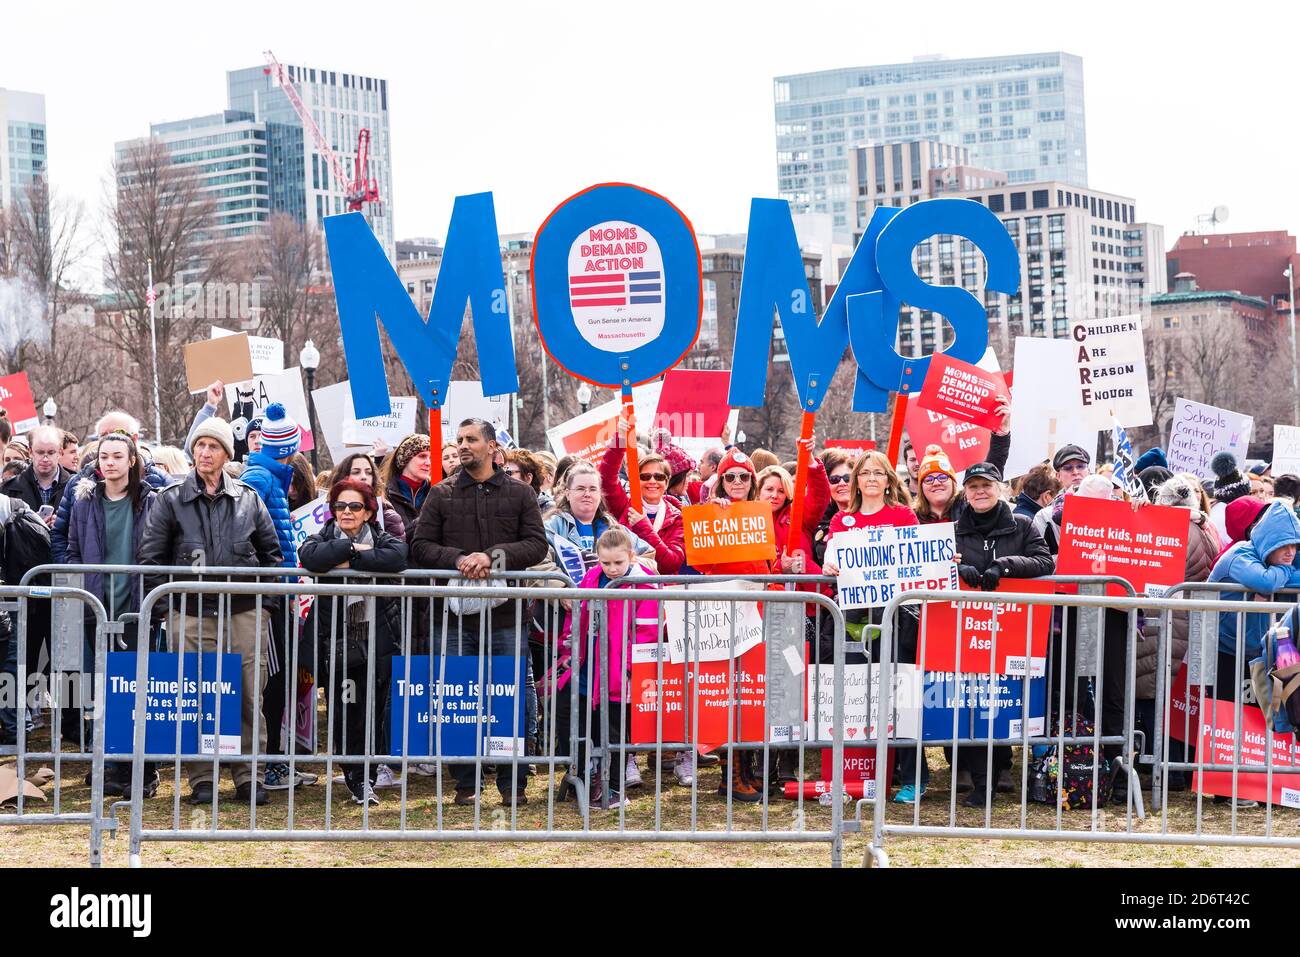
[0,583,112,866]
[864,587,1300,867]
[120,576,849,867]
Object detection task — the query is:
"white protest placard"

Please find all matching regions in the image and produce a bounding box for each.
[342,396,418,446]
[309,380,356,463]
[227,366,314,453]
[289,495,330,549]
[1167,398,1253,481]
[831,522,958,610]
[1070,315,1152,430]
[211,325,285,377]
[441,381,514,444]
[1273,425,1300,476]
[806,663,920,742]
[663,579,764,665]
[1004,336,1097,479]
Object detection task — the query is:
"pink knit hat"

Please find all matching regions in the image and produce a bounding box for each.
[652,428,697,481]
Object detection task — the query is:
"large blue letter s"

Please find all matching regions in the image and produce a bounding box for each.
[324,193,517,419]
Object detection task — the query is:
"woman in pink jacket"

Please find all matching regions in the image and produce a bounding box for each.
[598,419,687,573]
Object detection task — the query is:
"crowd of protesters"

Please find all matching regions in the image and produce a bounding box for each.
[2,377,1298,814]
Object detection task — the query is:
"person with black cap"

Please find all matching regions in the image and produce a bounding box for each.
[951,462,1054,808]
[1031,444,1092,556]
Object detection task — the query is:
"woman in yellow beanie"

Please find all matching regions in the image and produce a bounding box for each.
[914,444,962,525]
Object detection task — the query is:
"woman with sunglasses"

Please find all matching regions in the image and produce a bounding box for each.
[598,419,686,574]
[913,445,962,526]
[299,479,409,808]
[812,449,855,568]
[331,451,407,541]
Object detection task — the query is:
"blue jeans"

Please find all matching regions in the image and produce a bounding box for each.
[436,625,530,796]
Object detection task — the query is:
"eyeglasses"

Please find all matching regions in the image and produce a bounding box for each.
[640,472,668,482]
[722,471,752,483]
[503,466,521,476]
[828,473,853,486]
[922,474,951,486]
[858,470,889,480]
[331,501,367,513]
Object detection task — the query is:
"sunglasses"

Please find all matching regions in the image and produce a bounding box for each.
[922,474,952,486]
[331,501,368,513]
[640,472,668,482]
[828,473,852,486]
[722,471,752,483]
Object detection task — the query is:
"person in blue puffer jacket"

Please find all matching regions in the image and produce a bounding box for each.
[237,402,299,568]
[1207,500,1300,702]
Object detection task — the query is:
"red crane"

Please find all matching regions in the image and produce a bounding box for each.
[263,49,379,212]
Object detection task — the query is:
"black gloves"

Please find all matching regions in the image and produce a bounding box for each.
[958,564,982,587]
[980,564,1003,592]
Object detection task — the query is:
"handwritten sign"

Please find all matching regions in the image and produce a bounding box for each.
[1168,398,1253,481]
[1273,424,1300,477]
[663,579,765,664]
[830,523,958,610]
[681,501,777,566]
[1070,314,1152,430]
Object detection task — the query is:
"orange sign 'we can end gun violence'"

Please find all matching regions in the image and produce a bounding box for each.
[682,500,777,566]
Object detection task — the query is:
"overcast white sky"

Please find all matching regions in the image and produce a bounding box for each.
[5,0,1297,276]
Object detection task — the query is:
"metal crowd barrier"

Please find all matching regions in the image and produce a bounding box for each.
[0,583,112,866]
[865,587,1300,868]
[108,574,849,867]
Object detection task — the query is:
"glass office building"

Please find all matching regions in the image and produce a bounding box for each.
[0,88,47,214]
[774,52,1088,228]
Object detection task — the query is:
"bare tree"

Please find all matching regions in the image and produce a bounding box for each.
[101,139,220,443]
[239,213,322,345]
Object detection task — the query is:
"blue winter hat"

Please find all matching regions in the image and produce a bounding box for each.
[258,403,301,459]
[1133,446,1168,473]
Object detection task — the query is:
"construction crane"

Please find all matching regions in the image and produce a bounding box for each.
[263,49,379,212]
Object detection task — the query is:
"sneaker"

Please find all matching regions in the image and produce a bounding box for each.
[624,754,642,789]
[893,783,926,804]
[374,765,400,789]
[697,751,720,767]
[410,763,438,776]
[673,750,696,787]
[598,789,631,809]
[122,769,160,801]
[962,787,990,809]
[187,782,215,805]
[295,767,319,786]
[453,787,477,806]
[348,780,380,807]
[235,782,269,806]
[263,763,300,791]
[1213,795,1260,808]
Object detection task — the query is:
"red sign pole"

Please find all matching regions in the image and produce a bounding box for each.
[429,407,442,485]
[622,384,642,506]
[886,393,909,471]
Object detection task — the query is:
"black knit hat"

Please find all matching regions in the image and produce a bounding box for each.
[1210,451,1250,504]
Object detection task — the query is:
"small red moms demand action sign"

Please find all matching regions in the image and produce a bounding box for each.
[916,354,1005,431]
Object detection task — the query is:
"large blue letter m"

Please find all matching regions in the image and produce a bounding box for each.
[324,193,518,419]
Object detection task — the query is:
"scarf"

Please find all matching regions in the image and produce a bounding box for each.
[330,521,376,630]
[642,498,668,534]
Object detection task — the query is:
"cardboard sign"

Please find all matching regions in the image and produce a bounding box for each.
[905,395,991,473]
[184,334,255,394]
[1004,336,1096,480]
[1167,672,1300,808]
[532,184,701,388]
[0,371,39,432]
[681,501,777,566]
[920,580,1056,675]
[629,643,686,744]
[1070,315,1152,430]
[654,369,736,458]
[441,380,514,444]
[211,325,284,376]
[1167,398,1253,481]
[1273,425,1300,476]
[916,353,1005,430]
[831,522,958,610]
[1055,496,1190,597]
[342,395,418,446]
[390,656,527,758]
[663,579,765,665]
[545,381,662,465]
[226,366,314,453]
[104,652,242,755]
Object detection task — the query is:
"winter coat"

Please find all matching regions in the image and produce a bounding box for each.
[543,510,653,585]
[52,459,171,563]
[1,465,70,516]
[299,520,409,664]
[954,500,1054,582]
[1208,500,1300,660]
[137,469,282,616]
[376,498,406,542]
[238,451,297,567]
[1012,491,1043,523]
[1031,491,1068,556]
[384,473,429,534]
[408,465,549,632]
[559,562,660,704]
[1135,510,1217,699]
[812,500,840,567]
[598,440,686,573]
[63,476,157,615]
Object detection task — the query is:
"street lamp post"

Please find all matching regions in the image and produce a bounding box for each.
[43,397,57,425]
[576,381,592,415]
[1287,265,1299,426]
[299,339,321,470]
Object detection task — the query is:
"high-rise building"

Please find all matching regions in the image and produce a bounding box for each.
[0,87,47,213]
[228,61,394,261]
[774,52,1088,227]
[115,111,271,244]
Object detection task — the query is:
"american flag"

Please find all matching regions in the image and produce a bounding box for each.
[145,283,157,308]
[569,271,662,309]
[1112,418,1146,501]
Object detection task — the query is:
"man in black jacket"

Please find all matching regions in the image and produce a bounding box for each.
[410,418,548,805]
[952,462,1054,807]
[137,417,282,807]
